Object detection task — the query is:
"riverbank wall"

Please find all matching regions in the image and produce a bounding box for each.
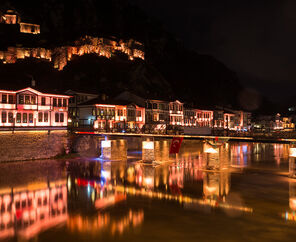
[0,130,69,162]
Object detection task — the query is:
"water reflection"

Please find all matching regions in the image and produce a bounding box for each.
[0,181,67,241]
[282,181,296,221]
[1,141,296,241]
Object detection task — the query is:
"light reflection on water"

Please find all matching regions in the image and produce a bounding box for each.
[0,140,295,241]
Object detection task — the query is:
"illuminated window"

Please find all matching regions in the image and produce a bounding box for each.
[16,113,21,123]
[60,113,64,122]
[31,96,36,105]
[117,109,123,116]
[38,112,43,122]
[25,95,30,104]
[23,113,27,123]
[92,108,96,116]
[8,112,13,123]
[2,94,7,104]
[55,113,59,122]
[29,113,33,123]
[41,97,46,105]
[2,112,7,123]
[19,95,24,104]
[44,112,48,122]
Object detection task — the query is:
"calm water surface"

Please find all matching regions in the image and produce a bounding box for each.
[0,140,295,242]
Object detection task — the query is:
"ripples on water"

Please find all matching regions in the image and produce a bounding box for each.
[0,140,295,241]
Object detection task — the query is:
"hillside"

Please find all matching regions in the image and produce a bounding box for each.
[0,0,244,109]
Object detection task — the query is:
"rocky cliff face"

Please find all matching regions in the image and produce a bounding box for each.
[0,0,242,108]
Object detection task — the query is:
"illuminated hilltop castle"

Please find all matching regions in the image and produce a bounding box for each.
[0,9,40,34]
[0,9,145,70]
[0,35,145,70]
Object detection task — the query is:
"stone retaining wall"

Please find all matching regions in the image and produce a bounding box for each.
[0,130,68,162]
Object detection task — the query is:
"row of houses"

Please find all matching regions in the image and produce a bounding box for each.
[253,113,295,132]
[66,90,252,133]
[0,86,251,133]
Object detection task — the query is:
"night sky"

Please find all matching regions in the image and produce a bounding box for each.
[132,0,296,102]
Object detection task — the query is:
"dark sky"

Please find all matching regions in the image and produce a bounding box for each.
[132,0,296,101]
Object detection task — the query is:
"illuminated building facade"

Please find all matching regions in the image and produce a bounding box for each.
[169,100,184,126]
[253,113,294,132]
[66,90,99,127]
[0,10,40,34]
[145,100,169,130]
[0,87,70,129]
[0,35,144,71]
[224,112,235,130]
[214,108,251,131]
[93,103,145,131]
[184,107,213,128]
[72,96,145,131]
[145,99,184,130]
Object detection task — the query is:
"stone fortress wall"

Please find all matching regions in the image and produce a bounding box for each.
[0,36,145,70]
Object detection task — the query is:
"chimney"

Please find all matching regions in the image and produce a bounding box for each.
[31,78,36,87]
[101,94,107,101]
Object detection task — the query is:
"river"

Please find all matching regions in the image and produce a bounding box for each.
[0,140,295,241]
